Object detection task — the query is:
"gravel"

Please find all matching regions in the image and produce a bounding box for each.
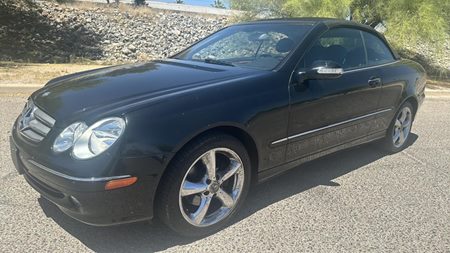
[0,1,228,63]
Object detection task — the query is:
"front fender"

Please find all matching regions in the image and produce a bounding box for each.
[121,71,290,173]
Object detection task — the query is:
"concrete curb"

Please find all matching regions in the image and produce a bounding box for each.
[425,88,450,98]
[425,88,450,93]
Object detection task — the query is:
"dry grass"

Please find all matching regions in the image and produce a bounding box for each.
[65,1,157,17]
[117,3,157,17]
[0,62,108,86]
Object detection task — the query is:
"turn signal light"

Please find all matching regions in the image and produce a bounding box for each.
[105,177,137,190]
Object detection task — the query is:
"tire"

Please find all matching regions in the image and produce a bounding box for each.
[381,102,414,153]
[155,132,251,237]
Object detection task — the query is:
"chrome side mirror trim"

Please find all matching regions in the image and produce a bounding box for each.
[316,67,344,75]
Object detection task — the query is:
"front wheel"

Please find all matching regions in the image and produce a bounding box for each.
[382,102,414,153]
[156,133,251,236]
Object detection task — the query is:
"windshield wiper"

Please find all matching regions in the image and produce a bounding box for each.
[203,58,235,67]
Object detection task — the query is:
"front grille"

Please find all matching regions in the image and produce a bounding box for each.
[18,100,55,142]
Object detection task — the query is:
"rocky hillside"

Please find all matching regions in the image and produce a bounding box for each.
[0,1,227,63]
[0,0,448,78]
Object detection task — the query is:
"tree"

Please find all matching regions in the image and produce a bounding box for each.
[282,0,352,19]
[230,0,287,16]
[229,0,288,20]
[175,0,184,4]
[135,0,145,5]
[211,0,226,9]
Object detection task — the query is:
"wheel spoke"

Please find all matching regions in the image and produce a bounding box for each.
[402,115,411,128]
[403,124,411,134]
[216,188,234,208]
[398,130,406,144]
[181,181,208,197]
[393,130,401,144]
[399,109,407,123]
[202,150,216,180]
[192,195,212,225]
[219,159,241,184]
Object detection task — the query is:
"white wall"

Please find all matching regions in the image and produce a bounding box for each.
[76,0,242,16]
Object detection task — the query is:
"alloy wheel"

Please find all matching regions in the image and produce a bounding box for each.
[392,106,412,148]
[178,148,245,227]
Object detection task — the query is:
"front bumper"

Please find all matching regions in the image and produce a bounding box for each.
[10,136,158,226]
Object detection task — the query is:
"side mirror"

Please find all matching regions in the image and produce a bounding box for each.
[297,61,343,83]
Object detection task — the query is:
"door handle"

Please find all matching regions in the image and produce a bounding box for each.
[368,77,382,88]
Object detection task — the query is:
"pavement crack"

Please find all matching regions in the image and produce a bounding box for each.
[401,150,427,166]
[0,200,32,208]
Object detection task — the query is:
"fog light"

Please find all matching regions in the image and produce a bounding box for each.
[105,177,137,190]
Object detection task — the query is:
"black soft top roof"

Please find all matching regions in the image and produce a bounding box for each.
[235,18,399,60]
[239,18,373,30]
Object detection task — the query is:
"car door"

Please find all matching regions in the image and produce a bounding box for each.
[285,27,383,162]
[360,31,403,133]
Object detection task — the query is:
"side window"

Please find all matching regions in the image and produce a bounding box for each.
[303,28,366,70]
[362,32,395,65]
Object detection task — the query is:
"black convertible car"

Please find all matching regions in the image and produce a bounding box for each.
[10,18,426,236]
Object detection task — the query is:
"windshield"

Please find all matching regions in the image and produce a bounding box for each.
[174,23,313,70]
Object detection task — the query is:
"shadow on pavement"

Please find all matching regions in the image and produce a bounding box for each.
[39,134,418,252]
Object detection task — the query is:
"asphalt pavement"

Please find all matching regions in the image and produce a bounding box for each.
[0,89,449,252]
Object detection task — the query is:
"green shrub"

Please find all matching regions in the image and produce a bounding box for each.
[134,0,146,5]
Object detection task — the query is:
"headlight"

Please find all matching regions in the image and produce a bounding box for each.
[52,117,126,160]
[72,117,126,160]
[53,122,88,153]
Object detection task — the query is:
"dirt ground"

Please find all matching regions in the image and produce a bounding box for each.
[0,62,108,87]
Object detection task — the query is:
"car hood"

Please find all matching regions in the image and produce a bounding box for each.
[31,59,258,125]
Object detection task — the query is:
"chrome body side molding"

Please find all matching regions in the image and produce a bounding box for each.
[271,108,392,145]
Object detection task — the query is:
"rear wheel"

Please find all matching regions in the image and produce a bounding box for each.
[382,102,414,153]
[156,133,251,236]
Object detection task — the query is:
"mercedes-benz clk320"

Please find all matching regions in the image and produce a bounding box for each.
[10,18,426,236]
